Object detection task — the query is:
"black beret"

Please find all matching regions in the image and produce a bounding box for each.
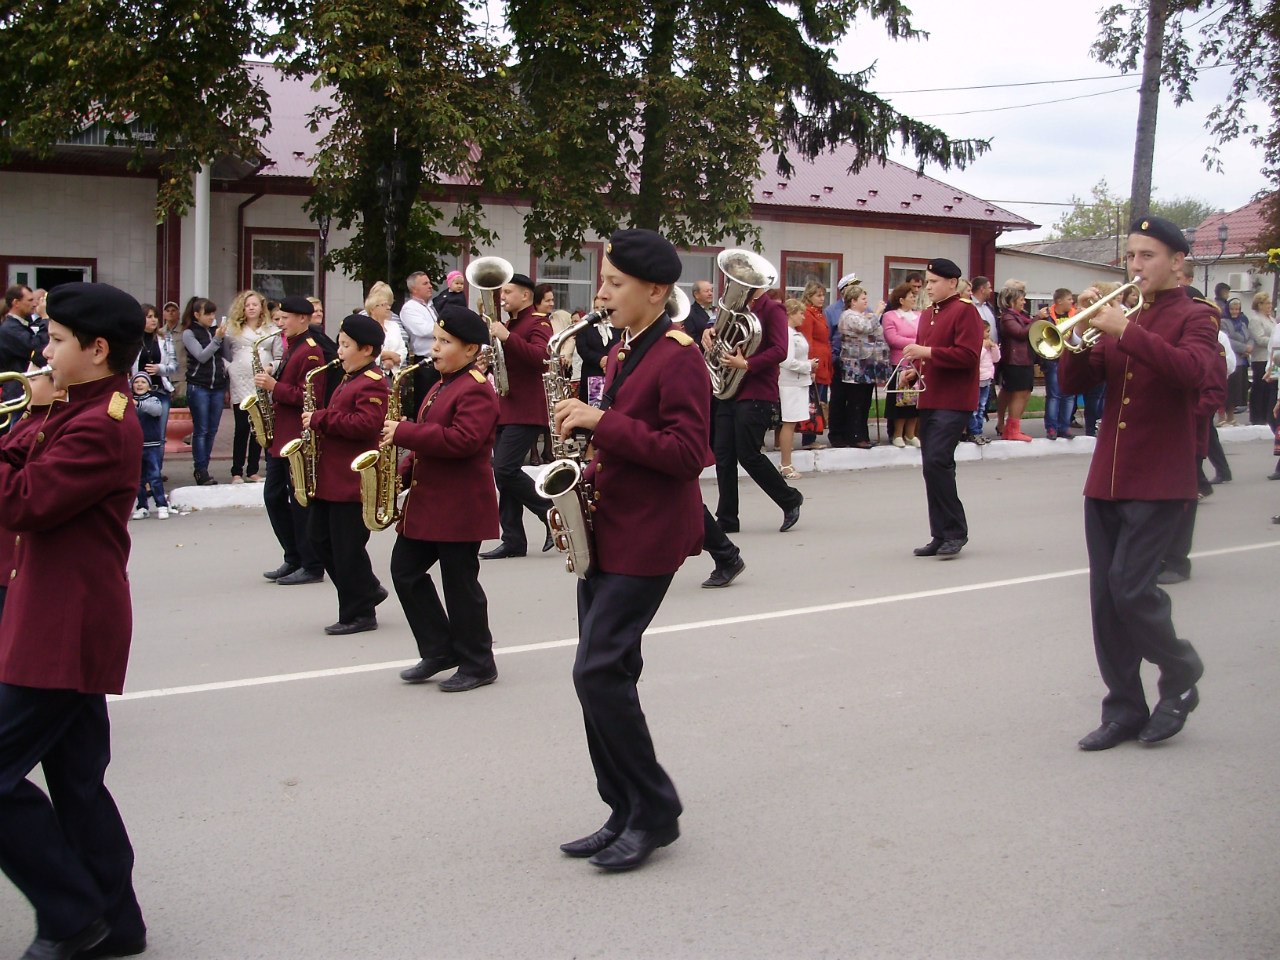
[605,229,682,284]
[340,313,385,349]
[926,258,962,280]
[508,274,537,294]
[1129,215,1190,255]
[437,304,489,345]
[279,294,315,316]
[45,282,144,342]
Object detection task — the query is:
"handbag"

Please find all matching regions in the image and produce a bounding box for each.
[886,358,925,408]
[797,384,826,434]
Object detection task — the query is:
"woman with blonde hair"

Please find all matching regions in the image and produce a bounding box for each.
[1248,290,1275,426]
[363,281,408,377]
[226,289,280,482]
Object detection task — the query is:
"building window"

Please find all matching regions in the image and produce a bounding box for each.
[781,251,841,300]
[250,234,319,302]
[535,245,602,315]
[676,249,720,303]
[883,258,931,299]
[4,260,95,290]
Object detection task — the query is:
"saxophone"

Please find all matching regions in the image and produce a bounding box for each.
[351,358,426,532]
[534,312,607,578]
[239,329,281,449]
[280,358,340,507]
[703,248,777,400]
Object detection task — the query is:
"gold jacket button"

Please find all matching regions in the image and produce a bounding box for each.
[1126,372,1134,380]
[35,431,44,443]
[593,491,601,501]
[8,570,14,580]
[1122,397,1131,405]
[12,535,18,545]
[1118,421,1127,430]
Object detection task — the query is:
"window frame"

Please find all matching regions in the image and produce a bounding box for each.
[882,257,932,302]
[241,227,321,302]
[780,250,843,303]
[532,242,605,315]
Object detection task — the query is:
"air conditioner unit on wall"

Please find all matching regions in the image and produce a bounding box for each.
[1227,271,1252,291]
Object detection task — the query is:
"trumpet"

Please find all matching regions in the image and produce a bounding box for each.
[1029,280,1144,360]
[466,256,514,396]
[0,366,54,430]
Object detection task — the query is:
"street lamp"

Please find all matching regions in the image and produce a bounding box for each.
[1200,223,1229,295]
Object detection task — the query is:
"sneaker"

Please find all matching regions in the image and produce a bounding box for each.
[156,507,170,520]
[231,475,244,485]
[130,507,149,520]
[892,437,906,448]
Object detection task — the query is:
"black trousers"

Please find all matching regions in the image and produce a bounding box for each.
[846,382,874,444]
[309,499,383,623]
[263,454,321,572]
[1162,497,1197,580]
[1251,363,1278,426]
[1084,498,1204,729]
[0,685,144,942]
[702,505,740,569]
[574,571,682,832]
[390,537,494,679]
[917,408,969,541]
[230,404,262,478]
[714,398,800,526]
[827,378,853,446]
[1205,421,1230,481]
[492,424,552,552]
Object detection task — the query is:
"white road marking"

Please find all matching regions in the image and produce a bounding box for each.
[114,539,1280,702]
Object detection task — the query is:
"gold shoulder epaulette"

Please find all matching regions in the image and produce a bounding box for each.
[666,330,694,346]
[469,369,487,383]
[533,311,548,317]
[960,297,974,305]
[107,392,128,421]
[364,369,382,380]
[306,337,317,347]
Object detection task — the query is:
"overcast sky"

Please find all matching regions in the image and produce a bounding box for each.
[835,0,1268,240]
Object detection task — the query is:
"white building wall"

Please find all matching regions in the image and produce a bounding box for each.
[994,252,1125,303]
[0,172,158,296]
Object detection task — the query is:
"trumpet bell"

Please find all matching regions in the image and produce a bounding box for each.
[1028,319,1067,361]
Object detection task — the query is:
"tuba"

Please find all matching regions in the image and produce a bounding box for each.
[535,311,607,577]
[279,358,340,507]
[466,256,513,396]
[703,248,777,400]
[351,358,427,532]
[0,366,54,430]
[239,329,281,449]
[1029,280,1145,360]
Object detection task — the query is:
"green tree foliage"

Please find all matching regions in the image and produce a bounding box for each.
[507,0,989,256]
[1050,179,1217,239]
[1092,0,1280,245]
[0,0,270,219]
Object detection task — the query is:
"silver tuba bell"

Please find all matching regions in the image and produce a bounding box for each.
[466,255,514,396]
[703,248,777,400]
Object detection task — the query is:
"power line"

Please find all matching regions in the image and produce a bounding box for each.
[875,60,1229,95]
[913,84,1138,118]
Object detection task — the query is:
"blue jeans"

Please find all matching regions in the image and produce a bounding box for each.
[969,383,992,436]
[1042,360,1072,435]
[137,445,167,508]
[187,384,224,474]
[1084,383,1106,436]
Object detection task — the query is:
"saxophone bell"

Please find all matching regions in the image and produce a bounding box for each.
[352,357,427,532]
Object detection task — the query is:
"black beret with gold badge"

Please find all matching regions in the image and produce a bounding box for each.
[437,305,489,345]
[926,258,962,280]
[279,294,316,316]
[605,229,682,284]
[340,313,385,349]
[1129,215,1190,255]
[46,282,145,342]
[509,273,537,294]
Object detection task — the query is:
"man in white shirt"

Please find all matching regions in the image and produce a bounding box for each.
[398,270,441,411]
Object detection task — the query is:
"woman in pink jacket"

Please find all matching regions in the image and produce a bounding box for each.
[881,283,921,447]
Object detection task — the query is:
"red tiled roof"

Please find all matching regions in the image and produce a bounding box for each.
[1189,196,1274,258]
[247,61,1033,229]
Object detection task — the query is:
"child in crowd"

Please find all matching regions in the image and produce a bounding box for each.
[966,320,1001,444]
[778,298,817,479]
[131,372,169,519]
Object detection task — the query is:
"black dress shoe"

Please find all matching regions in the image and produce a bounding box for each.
[1210,475,1231,484]
[324,616,378,636]
[936,537,967,559]
[701,557,746,588]
[560,825,619,858]
[480,544,526,559]
[1267,471,1280,481]
[779,492,804,532]
[21,918,109,960]
[399,658,458,683]
[263,562,299,581]
[588,822,680,871]
[1138,686,1199,743]
[373,585,389,606]
[79,933,147,958]
[542,529,555,552]
[717,518,739,534]
[438,671,497,692]
[1078,721,1141,751]
[1156,569,1189,585]
[913,538,942,557]
[277,568,324,585]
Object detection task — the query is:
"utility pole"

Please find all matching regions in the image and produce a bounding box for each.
[1129,0,1168,220]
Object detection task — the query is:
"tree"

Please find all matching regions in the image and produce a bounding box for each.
[1050,178,1217,239]
[506,0,989,256]
[1093,0,1280,244]
[0,0,270,219]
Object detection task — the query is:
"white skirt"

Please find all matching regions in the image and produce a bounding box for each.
[779,383,810,423]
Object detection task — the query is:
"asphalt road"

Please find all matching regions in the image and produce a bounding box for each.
[3,442,1278,960]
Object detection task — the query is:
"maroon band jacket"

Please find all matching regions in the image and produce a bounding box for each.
[396,367,500,542]
[733,295,787,404]
[585,329,711,576]
[915,294,983,412]
[1059,286,1221,501]
[310,364,389,503]
[498,306,552,427]
[0,375,141,694]
[269,331,329,457]
[0,405,49,576]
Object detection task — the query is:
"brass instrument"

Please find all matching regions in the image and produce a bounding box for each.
[279,358,340,507]
[466,256,514,396]
[535,312,606,578]
[239,329,281,449]
[704,248,777,399]
[1029,280,1145,360]
[0,366,54,430]
[351,358,427,532]
[667,285,691,325]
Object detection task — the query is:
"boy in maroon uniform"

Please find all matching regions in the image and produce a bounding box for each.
[0,282,148,960]
[553,229,710,871]
[386,306,501,692]
[303,314,390,635]
[1059,216,1220,750]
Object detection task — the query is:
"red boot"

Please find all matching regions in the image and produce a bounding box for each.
[1006,418,1032,442]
